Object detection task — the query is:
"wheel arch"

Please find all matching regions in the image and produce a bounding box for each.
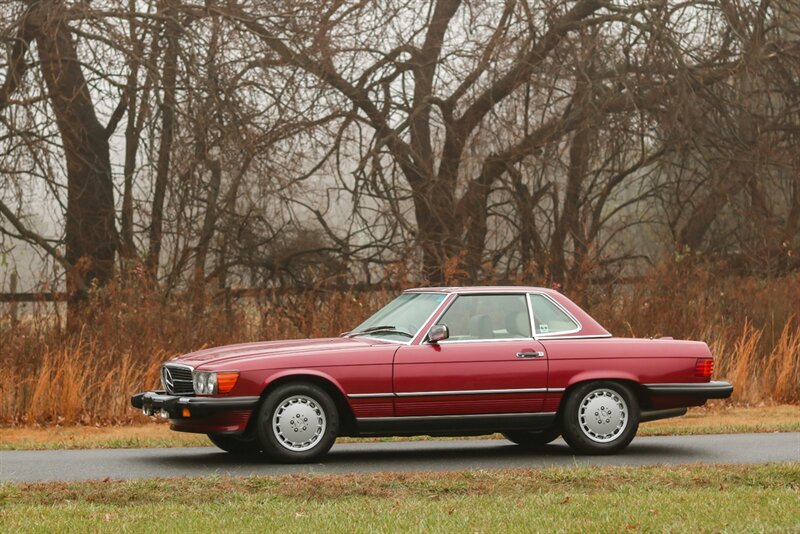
[558,375,650,414]
[257,371,357,435]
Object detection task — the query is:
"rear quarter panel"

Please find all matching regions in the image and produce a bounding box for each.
[543,337,713,411]
[544,338,712,385]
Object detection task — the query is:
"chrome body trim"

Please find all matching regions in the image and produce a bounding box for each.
[538,334,613,340]
[161,363,195,395]
[642,381,729,388]
[423,291,536,345]
[411,293,456,345]
[526,292,538,340]
[528,292,582,337]
[396,388,549,397]
[364,338,409,345]
[163,362,194,371]
[516,351,545,359]
[347,387,565,399]
[351,292,452,346]
[420,290,592,344]
[357,411,557,421]
[435,337,536,345]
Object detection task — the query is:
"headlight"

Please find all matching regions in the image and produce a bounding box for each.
[192,371,239,395]
[192,372,205,394]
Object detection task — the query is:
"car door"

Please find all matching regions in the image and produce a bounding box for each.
[393,293,549,416]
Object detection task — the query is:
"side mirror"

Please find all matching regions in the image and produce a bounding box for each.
[428,324,449,343]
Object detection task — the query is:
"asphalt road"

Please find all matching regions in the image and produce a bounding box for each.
[1,433,798,483]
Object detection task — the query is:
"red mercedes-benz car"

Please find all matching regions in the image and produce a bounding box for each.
[132,287,732,462]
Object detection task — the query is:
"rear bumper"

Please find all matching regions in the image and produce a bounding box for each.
[643,381,733,399]
[131,391,260,434]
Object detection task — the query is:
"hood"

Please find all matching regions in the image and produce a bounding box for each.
[168,336,383,369]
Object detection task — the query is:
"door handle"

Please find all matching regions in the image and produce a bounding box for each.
[516,351,545,359]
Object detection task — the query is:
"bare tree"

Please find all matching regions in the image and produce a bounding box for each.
[1,1,119,320]
[209,0,748,285]
[1,0,798,322]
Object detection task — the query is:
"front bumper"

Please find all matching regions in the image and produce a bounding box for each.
[643,381,734,399]
[131,391,260,434]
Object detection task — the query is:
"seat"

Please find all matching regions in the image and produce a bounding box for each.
[468,314,493,339]
[504,311,530,338]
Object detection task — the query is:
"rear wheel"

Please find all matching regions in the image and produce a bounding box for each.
[256,382,339,463]
[502,427,560,448]
[560,381,640,455]
[207,433,261,455]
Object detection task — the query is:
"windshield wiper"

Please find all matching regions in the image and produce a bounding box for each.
[349,325,413,338]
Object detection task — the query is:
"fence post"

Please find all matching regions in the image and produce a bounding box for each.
[9,271,18,325]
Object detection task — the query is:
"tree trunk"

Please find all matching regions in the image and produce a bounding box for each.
[33,2,117,322]
[191,160,222,314]
[146,3,180,280]
[410,177,460,285]
[120,0,149,262]
[550,74,592,287]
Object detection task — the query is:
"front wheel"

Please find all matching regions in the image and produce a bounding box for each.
[256,382,339,463]
[560,381,640,455]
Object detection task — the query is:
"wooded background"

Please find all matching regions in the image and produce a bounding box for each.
[1,0,799,320]
[2,0,800,423]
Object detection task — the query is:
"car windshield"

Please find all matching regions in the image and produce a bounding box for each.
[349,292,447,342]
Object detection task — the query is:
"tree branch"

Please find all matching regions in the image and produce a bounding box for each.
[0,9,35,113]
[0,199,71,273]
[210,5,423,185]
[104,92,127,138]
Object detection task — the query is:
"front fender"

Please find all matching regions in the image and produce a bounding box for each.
[261,368,349,398]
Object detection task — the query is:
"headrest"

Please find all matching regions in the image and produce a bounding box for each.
[468,314,493,339]
[505,311,529,336]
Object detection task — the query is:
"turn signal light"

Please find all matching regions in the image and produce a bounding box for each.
[695,358,714,378]
[217,372,240,394]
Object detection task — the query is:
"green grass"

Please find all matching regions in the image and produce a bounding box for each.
[637,420,800,436]
[1,464,798,532]
[0,434,210,451]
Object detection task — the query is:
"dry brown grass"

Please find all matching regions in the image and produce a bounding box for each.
[0,265,798,426]
[584,265,800,406]
[0,285,393,425]
[639,403,800,434]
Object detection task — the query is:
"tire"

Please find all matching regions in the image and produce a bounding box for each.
[560,381,640,455]
[502,427,560,448]
[255,382,339,463]
[207,432,262,455]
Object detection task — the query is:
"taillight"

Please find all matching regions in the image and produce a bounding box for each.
[695,358,714,378]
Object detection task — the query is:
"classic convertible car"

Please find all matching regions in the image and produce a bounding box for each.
[132,287,733,462]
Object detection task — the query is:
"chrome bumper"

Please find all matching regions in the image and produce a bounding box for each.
[131,391,260,419]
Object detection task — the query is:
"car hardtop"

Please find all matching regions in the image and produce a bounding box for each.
[403,285,558,295]
[402,286,610,338]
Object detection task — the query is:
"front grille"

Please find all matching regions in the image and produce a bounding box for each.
[161,365,194,395]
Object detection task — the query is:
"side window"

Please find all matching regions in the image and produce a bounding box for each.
[437,294,532,340]
[529,294,580,335]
